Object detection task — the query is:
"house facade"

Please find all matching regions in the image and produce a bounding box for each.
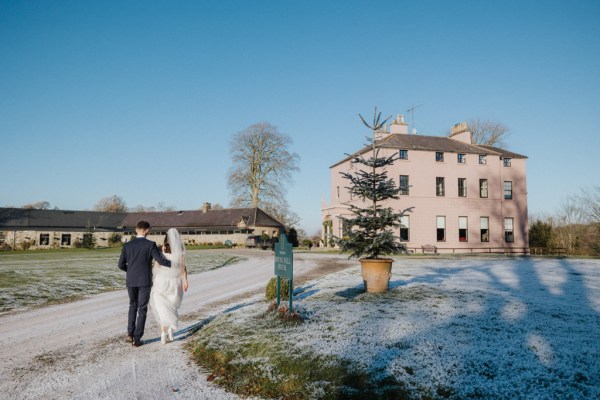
[0,203,284,250]
[322,116,529,253]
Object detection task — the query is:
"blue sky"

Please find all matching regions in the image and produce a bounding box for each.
[1,0,599,235]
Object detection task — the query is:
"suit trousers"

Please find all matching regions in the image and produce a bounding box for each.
[127,286,152,341]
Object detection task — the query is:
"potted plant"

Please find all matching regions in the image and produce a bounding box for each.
[337,108,412,293]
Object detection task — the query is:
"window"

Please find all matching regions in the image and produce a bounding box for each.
[399,175,409,195]
[458,153,466,163]
[459,217,468,242]
[336,186,340,198]
[480,217,489,242]
[340,219,351,238]
[504,218,514,242]
[504,181,513,199]
[480,179,488,198]
[61,234,71,246]
[436,177,445,196]
[503,157,512,167]
[479,155,487,164]
[436,216,446,242]
[399,150,408,160]
[400,215,410,241]
[458,178,467,197]
[39,234,50,246]
[436,152,444,162]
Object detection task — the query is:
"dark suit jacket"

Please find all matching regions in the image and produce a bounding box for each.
[118,237,171,287]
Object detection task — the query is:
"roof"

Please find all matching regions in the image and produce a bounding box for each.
[0,207,284,231]
[331,133,527,168]
[122,208,283,230]
[0,208,126,231]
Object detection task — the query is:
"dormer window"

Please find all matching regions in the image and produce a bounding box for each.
[399,150,408,160]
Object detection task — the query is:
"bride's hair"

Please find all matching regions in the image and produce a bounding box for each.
[163,235,171,254]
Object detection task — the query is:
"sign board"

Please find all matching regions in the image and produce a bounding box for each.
[274,234,293,279]
[274,233,293,311]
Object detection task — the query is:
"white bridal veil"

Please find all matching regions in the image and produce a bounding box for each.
[167,228,186,276]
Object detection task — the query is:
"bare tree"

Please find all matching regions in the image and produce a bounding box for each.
[261,200,300,228]
[131,201,177,212]
[22,201,51,209]
[468,118,509,148]
[554,196,586,253]
[155,201,176,211]
[208,203,224,210]
[94,195,128,213]
[228,122,300,226]
[130,205,156,212]
[578,185,600,223]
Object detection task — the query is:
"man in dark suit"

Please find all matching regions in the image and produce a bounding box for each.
[118,220,171,347]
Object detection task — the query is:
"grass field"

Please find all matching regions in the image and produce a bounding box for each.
[189,257,600,399]
[0,249,243,313]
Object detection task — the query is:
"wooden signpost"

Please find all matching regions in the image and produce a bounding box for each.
[274,233,293,311]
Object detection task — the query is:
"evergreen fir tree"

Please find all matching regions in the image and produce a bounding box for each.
[81,222,96,249]
[337,108,413,259]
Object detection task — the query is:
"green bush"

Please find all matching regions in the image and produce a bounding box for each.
[265,277,290,302]
[108,233,122,246]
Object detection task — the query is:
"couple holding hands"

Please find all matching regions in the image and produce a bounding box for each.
[118,221,189,347]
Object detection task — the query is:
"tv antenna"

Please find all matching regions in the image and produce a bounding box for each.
[406,104,423,134]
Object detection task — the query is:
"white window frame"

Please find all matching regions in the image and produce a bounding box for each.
[480,179,488,198]
[504,217,514,242]
[400,215,410,242]
[458,178,467,197]
[399,175,409,195]
[480,217,490,242]
[436,177,445,196]
[504,181,513,200]
[459,216,468,242]
[436,216,446,242]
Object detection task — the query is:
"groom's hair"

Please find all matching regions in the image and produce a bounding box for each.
[136,221,151,230]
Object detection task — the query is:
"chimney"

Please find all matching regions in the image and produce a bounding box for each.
[450,122,472,144]
[373,122,389,141]
[202,202,211,213]
[389,114,408,134]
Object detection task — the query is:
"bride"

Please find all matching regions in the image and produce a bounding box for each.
[150,228,189,344]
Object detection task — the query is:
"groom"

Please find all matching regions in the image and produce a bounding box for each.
[118,221,171,347]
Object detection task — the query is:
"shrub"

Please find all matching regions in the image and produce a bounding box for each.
[20,239,34,250]
[265,277,289,302]
[108,233,122,246]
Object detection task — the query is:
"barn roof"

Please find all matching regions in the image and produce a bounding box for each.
[0,207,283,231]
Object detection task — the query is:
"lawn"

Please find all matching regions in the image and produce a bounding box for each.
[0,250,243,313]
[189,256,600,399]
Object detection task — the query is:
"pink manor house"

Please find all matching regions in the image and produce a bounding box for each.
[321,115,528,254]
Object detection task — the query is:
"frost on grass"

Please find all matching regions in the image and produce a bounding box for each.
[197,257,600,399]
[0,251,243,313]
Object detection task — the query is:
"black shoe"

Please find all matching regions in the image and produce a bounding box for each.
[132,340,144,347]
[126,335,133,343]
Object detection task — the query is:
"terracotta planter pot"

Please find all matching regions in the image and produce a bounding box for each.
[359,258,393,293]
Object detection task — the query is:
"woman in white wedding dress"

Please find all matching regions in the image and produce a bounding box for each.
[150,228,188,344]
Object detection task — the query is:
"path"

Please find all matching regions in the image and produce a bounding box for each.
[0,251,351,399]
